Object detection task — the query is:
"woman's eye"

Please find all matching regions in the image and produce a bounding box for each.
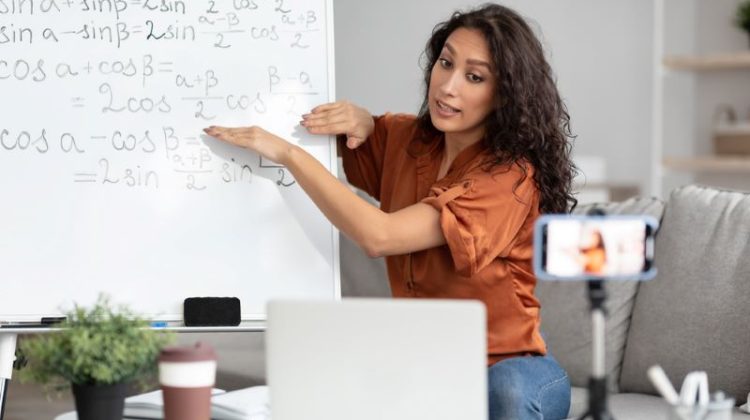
[467,73,484,83]
[439,58,452,68]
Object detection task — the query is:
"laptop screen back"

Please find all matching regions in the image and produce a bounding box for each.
[266,298,488,420]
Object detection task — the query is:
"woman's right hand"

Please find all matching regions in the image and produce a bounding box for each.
[301,101,375,149]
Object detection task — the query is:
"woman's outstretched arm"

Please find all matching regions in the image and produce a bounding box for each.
[203,105,445,257]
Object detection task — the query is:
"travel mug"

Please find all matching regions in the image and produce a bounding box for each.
[159,342,217,420]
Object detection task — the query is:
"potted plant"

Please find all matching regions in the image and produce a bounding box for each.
[18,295,174,420]
[736,0,750,47]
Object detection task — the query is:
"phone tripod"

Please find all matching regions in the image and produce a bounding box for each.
[577,279,614,420]
[576,207,614,420]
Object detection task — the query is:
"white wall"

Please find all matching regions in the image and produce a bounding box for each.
[692,0,750,191]
[333,0,654,194]
[659,0,750,194]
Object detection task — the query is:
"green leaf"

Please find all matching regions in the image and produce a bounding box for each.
[18,294,175,394]
[736,0,750,31]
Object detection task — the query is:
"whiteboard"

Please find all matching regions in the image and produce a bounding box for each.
[0,0,339,322]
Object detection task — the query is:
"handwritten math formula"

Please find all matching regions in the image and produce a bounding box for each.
[0,0,333,191]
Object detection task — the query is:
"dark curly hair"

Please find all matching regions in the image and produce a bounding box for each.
[417,3,577,213]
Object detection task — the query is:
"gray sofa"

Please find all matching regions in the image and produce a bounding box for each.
[537,185,750,419]
[191,184,750,419]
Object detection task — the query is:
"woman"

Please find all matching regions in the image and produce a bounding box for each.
[580,228,607,275]
[205,4,576,419]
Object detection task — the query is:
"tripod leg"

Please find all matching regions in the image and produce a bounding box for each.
[0,379,7,420]
[581,282,614,420]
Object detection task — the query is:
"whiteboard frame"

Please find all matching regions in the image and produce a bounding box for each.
[326,0,342,308]
[0,0,341,324]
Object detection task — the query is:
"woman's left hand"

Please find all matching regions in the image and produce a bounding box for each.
[203,125,294,165]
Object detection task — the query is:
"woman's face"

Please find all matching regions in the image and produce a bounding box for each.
[428,27,497,143]
[580,229,603,249]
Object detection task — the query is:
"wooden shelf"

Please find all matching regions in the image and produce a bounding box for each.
[663,52,750,71]
[574,182,640,202]
[663,156,750,173]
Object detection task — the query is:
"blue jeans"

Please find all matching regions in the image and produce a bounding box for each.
[488,353,571,420]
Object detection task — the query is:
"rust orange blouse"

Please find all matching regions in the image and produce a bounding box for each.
[339,113,546,365]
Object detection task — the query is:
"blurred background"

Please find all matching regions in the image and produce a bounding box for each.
[336,0,750,203]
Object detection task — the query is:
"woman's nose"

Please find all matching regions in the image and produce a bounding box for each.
[438,70,461,96]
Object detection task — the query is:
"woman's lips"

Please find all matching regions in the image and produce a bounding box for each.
[435,100,460,117]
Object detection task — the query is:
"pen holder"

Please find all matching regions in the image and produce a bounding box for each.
[667,397,734,420]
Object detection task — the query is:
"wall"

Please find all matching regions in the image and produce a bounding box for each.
[692,0,750,192]
[660,0,750,194]
[333,0,655,195]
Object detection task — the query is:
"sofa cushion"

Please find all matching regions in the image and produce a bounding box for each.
[620,185,750,403]
[537,196,665,391]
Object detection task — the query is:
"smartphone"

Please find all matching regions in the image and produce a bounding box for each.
[533,214,659,281]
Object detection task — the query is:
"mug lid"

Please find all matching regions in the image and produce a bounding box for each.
[159,341,217,362]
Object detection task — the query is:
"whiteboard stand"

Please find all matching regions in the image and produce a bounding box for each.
[0,0,339,417]
[0,333,17,420]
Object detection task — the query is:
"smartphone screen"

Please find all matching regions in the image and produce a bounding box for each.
[534,215,658,281]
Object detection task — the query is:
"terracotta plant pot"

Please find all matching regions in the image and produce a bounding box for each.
[71,382,128,420]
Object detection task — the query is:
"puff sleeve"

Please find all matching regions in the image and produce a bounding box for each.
[421,166,538,277]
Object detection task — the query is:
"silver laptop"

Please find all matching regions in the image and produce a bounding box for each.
[266,298,488,420]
